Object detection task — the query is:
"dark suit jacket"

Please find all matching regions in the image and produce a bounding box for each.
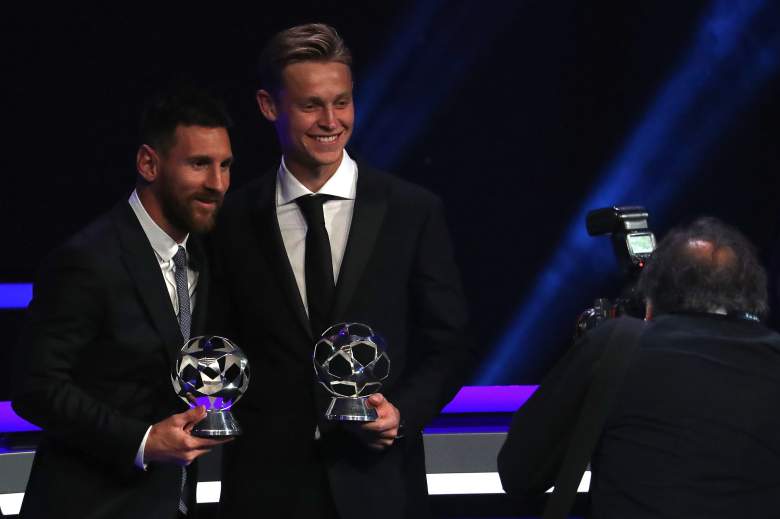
[209,163,469,519]
[13,202,209,519]
[498,313,780,518]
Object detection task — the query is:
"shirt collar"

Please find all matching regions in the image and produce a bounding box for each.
[276,150,358,206]
[128,189,189,263]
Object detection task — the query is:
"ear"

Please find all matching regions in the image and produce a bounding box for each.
[256,89,278,122]
[136,144,160,183]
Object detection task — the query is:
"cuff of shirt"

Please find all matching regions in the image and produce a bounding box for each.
[134,425,153,470]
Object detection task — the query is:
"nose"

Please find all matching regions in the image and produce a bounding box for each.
[205,164,229,194]
[319,106,337,130]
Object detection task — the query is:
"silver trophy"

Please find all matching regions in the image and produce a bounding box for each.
[313,323,390,422]
[172,335,250,437]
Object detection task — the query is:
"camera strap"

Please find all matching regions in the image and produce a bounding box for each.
[543,316,647,519]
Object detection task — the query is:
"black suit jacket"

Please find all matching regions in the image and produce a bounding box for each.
[210,163,469,519]
[13,202,208,519]
[498,313,780,518]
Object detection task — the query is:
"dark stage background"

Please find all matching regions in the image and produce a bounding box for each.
[3,1,780,389]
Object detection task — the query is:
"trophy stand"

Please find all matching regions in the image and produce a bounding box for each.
[191,409,243,438]
[325,395,378,422]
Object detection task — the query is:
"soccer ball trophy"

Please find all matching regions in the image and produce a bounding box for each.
[313,323,390,422]
[172,336,250,437]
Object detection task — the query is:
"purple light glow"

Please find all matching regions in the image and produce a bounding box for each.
[0,386,539,434]
[0,402,40,433]
[440,385,538,414]
[191,396,233,411]
[0,283,32,309]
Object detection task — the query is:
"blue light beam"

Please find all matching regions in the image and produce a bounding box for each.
[352,1,522,170]
[477,0,780,385]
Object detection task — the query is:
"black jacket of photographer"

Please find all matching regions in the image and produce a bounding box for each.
[498,312,780,518]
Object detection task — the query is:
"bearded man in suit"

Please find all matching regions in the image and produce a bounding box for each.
[13,87,234,519]
[212,23,469,519]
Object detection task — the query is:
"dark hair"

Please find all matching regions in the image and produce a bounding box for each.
[139,86,232,155]
[258,23,352,94]
[637,217,768,318]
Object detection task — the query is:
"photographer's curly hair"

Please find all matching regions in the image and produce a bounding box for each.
[637,217,768,319]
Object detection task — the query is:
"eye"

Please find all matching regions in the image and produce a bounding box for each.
[188,158,211,169]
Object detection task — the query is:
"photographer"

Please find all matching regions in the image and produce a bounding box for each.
[498,217,780,518]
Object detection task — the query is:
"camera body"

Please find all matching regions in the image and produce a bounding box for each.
[575,206,656,338]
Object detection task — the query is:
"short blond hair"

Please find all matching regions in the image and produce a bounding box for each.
[258,23,352,94]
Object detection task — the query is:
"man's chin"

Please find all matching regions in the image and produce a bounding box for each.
[295,145,345,168]
[189,213,218,235]
[181,206,220,235]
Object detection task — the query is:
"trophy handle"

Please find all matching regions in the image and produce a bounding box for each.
[326,396,378,422]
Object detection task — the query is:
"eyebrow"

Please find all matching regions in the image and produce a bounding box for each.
[300,92,351,104]
[187,155,233,164]
[188,155,212,162]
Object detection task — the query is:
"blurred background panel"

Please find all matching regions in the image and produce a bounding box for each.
[2,0,779,388]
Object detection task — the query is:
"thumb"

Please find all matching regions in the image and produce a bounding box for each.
[367,393,385,407]
[182,405,207,424]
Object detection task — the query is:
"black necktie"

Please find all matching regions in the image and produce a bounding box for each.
[296,194,335,337]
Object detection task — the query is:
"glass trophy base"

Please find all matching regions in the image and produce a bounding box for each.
[326,396,378,422]
[191,409,243,438]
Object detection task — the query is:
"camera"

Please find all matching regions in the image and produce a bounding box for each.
[575,206,656,337]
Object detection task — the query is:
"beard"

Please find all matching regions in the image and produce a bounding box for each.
[158,181,223,236]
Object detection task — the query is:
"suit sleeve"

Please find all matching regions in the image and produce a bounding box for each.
[391,196,472,434]
[496,328,606,496]
[12,246,149,472]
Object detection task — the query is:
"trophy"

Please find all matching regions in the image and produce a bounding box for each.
[313,323,390,421]
[172,335,250,437]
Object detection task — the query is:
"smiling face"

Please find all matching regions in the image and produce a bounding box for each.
[137,125,233,241]
[257,60,354,184]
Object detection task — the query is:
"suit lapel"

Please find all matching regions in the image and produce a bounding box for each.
[113,202,185,363]
[251,170,313,337]
[332,165,388,320]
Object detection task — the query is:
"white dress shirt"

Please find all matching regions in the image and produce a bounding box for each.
[276,150,358,314]
[128,189,198,469]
